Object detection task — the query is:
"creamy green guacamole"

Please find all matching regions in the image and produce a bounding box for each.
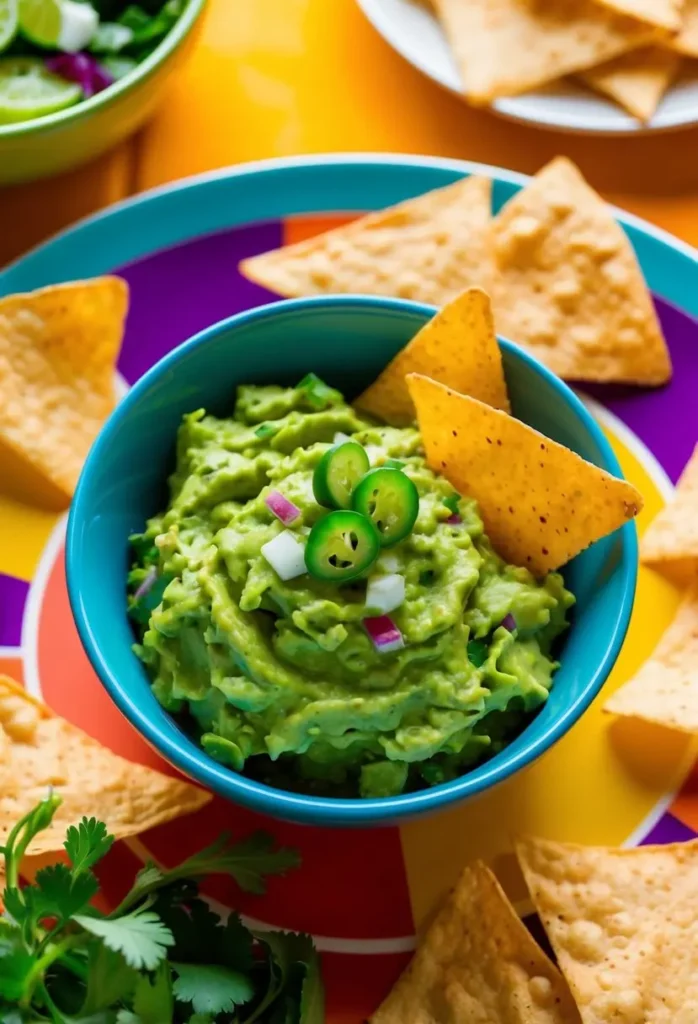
[128,382,574,798]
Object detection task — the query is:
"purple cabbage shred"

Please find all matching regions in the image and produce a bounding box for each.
[45,53,114,98]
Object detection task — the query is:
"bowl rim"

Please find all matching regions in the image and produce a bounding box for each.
[0,0,207,138]
[67,294,639,826]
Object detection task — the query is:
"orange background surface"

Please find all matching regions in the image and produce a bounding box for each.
[4,0,698,266]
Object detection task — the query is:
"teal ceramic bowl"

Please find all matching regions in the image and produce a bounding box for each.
[67,296,638,827]
[0,0,206,185]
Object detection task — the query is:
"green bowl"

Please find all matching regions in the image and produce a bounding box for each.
[0,0,207,185]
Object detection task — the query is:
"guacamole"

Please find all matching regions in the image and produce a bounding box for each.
[128,379,574,798]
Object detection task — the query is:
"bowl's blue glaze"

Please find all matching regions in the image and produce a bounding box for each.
[67,296,637,827]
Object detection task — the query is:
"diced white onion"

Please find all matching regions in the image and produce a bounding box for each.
[261,530,307,581]
[365,573,405,615]
[376,552,400,574]
[333,432,351,445]
[58,0,99,52]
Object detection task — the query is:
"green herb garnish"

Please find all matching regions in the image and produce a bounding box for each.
[0,796,323,1021]
[467,639,488,668]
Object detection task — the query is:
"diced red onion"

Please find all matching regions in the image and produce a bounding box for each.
[265,489,301,526]
[365,574,405,615]
[134,567,157,600]
[363,615,404,653]
[501,613,517,631]
[261,530,306,580]
[445,514,462,525]
[46,53,114,98]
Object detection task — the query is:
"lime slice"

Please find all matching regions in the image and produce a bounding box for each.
[0,57,81,123]
[0,0,19,52]
[18,0,97,50]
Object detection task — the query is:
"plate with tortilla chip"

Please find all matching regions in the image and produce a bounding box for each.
[356,0,698,133]
[1,153,697,1021]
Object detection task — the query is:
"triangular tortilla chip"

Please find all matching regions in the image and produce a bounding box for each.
[0,277,128,510]
[516,836,698,1024]
[371,860,581,1024]
[0,676,211,855]
[594,0,684,29]
[579,46,679,120]
[406,374,642,575]
[432,0,660,103]
[604,584,698,732]
[641,443,698,584]
[671,0,698,53]
[239,175,496,305]
[491,158,672,385]
[356,288,510,425]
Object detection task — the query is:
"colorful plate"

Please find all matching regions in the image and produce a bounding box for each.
[1,154,697,1021]
[356,0,698,135]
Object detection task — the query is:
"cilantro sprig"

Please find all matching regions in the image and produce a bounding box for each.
[0,796,323,1022]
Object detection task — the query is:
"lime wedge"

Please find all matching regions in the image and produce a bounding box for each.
[0,0,19,51]
[0,57,81,123]
[18,0,60,46]
[18,0,96,50]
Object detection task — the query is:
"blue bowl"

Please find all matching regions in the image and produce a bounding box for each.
[67,296,637,828]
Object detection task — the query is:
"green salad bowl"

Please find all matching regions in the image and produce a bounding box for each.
[0,0,206,185]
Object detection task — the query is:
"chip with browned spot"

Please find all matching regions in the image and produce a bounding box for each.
[516,835,698,1024]
[0,277,128,510]
[239,175,496,305]
[492,158,672,386]
[406,373,642,575]
[356,288,510,425]
[594,0,684,30]
[641,443,698,584]
[604,583,698,732]
[371,859,581,1024]
[0,675,211,856]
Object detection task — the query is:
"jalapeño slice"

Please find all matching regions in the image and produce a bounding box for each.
[351,467,419,547]
[313,440,370,509]
[305,510,379,582]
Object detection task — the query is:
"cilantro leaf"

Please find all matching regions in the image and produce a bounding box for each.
[252,932,320,1023]
[80,945,137,1013]
[175,832,300,895]
[132,962,173,1024]
[0,949,35,1002]
[28,863,98,923]
[64,818,115,875]
[74,906,174,971]
[221,913,254,974]
[172,963,254,1014]
[299,946,324,1024]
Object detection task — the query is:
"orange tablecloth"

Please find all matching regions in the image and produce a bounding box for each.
[3,0,698,267]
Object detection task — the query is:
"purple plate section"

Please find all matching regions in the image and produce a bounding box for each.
[584,297,698,484]
[641,812,697,845]
[0,572,29,647]
[117,222,282,384]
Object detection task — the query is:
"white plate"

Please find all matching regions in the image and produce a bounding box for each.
[356,0,698,134]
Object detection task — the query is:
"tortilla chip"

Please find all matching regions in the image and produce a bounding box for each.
[641,443,698,584]
[594,0,684,29]
[431,0,659,103]
[239,175,496,305]
[491,158,672,386]
[671,0,698,53]
[356,288,510,426]
[604,584,698,732]
[0,277,128,511]
[516,835,698,1024]
[407,374,642,575]
[579,47,679,120]
[371,860,580,1024]
[0,675,211,856]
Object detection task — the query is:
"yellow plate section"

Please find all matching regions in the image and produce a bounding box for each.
[399,419,694,928]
